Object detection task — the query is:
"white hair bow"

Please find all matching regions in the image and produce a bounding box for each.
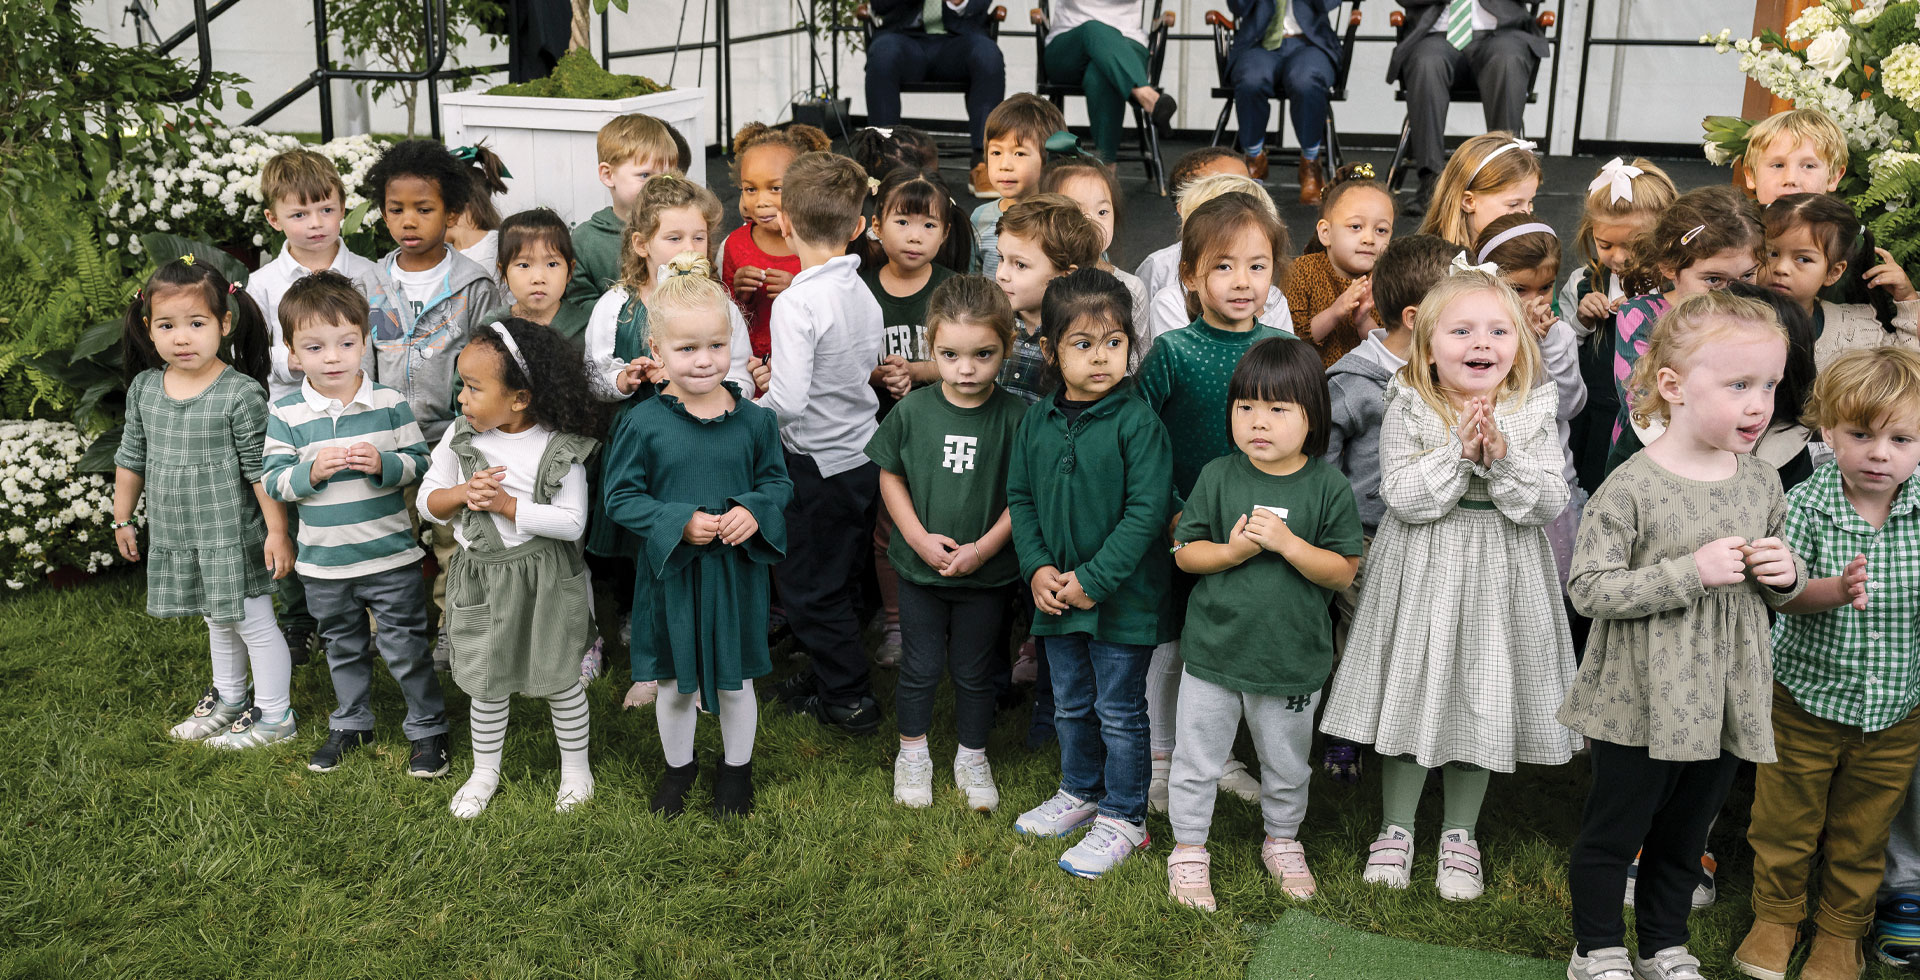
[1449,251,1501,277]
[1588,157,1644,205]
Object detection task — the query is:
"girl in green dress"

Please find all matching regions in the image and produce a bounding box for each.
[111,257,299,750]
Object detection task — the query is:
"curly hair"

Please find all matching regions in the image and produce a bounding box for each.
[728,121,831,182]
[1302,163,1390,257]
[845,125,940,183]
[466,318,607,440]
[617,174,723,293]
[122,257,273,390]
[364,138,472,219]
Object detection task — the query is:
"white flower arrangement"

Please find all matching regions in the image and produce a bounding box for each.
[1885,43,1920,108]
[0,421,129,589]
[1786,3,1844,41]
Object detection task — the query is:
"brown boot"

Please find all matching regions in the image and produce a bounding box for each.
[1801,928,1864,980]
[968,161,1000,200]
[1298,157,1326,206]
[1248,149,1269,182]
[1731,919,1800,980]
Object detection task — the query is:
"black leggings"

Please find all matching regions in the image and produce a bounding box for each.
[894,580,1009,748]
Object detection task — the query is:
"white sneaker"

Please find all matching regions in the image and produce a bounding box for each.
[1435,829,1485,901]
[205,707,298,749]
[1364,825,1414,889]
[169,687,248,740]
[1218,758,1261,803]
[1632,946,1704,980]
[1058,815,1150,878]
[953,753,999,812]
[1014,789,1099,837]
[876,632,902,668]
[1568,946,1635,980]
[893,751,933,808]
[1148,756,1171,814]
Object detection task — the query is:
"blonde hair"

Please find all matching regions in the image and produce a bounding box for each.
[1175,173,1278,223]
[1574,157,1676,291]
[1802,346,1920,432]
[1399,270,1541,425]
[1625,291,1786,426]
[597,113,680,168]
[1418,131,1544,247]
[644,252,732,340]
[261,148,346,208]
[1743,108,1849,177]
[618,174,723,293]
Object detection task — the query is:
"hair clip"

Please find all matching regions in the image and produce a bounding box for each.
[1449,251,1501,277]
[180,253,196,266]
[868,175,882,192]
[1466,138,1538,187]
[1350,161,1375,180]
[227,282,239,294]
[1588,157,1644,205]
[451,144,513,179]
[1475,222,1558,265]
[1680,224,1707,246]
[1045,130,1083,156]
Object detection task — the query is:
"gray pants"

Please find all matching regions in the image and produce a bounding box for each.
[1169,670,1318,846]
[307,563,449,739]
[1399,29,1538,175]
[1883,756,1920,898]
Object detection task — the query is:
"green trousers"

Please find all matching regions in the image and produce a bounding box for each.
[1042,22,1149,162]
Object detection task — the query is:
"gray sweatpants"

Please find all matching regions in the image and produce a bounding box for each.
[307,563,449,739]
[1169,669,1319,846]
[1883,756,1920,898]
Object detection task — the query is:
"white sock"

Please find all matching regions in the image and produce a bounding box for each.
[234,594,292,716]
[716,683,757,767]
[657,686,699,768]
[205,618,250,706]
[955,744,986,765]
[450,770,500,819]
[548,682,591,783]
[453,698,505,819]
[899,736,932,760]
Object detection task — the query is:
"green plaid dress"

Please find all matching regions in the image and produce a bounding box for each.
[115,367,275,624]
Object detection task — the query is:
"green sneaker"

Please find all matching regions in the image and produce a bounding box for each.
[169,687,250,741]
[206,707,298,749]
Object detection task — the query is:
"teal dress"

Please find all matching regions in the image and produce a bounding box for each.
[585,295,656,558]
[602,384,793,706]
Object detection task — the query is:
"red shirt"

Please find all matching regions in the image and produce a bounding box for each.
[722,224,802,362]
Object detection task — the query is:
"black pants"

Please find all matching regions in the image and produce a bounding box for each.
[1569,740,1739,954]
[895,579,1009,747]
[773,453,879,705]
[864,30,1006,155]
[1399,29,1538,175]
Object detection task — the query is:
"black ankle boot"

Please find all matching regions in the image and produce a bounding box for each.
[649,761,699,817]
[712,760,754,819]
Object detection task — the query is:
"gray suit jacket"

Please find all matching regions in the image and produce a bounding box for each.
[1387,0,1549,83]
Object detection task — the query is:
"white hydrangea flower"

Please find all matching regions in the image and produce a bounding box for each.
[1884,44,1920,110]
[1787,5,1844,40]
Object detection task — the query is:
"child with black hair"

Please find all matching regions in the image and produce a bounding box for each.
[446,142,512,284]
[481,208,589,342]
[112,257,298,749]
[1166,336,1364,912]
[418,317,605,818]
[864,168,969,412]
[1284,164,1394,367]
[1762,192,1920,369]
[353,138,503,445]
[845,124,941,184]
[1041,155,1146,326]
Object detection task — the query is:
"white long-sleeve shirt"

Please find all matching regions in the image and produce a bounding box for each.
[1143,282,1292,354]
[582,285,756,402]
[245,242,375,403]
[417,423,588,549]
[754,254,884,477]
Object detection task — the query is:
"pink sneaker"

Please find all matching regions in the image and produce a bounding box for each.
[1167,847,1216,910]
[1058,815,1149,878]
[1261,837,1317,898]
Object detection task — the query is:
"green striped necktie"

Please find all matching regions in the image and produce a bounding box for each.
[1447,0,1473,50]
[925,0,947,33]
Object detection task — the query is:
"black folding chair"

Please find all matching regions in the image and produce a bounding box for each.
[1382,2,1555,191]
[1030,0,1176,196]
[1204,0,1365,172]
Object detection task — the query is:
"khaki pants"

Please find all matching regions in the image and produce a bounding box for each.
[1749,682,1920,937]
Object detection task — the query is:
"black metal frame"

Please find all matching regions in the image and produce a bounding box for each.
[1569,2,1710,155]
[1203,0,1365,173]
[1031,0,1176,195]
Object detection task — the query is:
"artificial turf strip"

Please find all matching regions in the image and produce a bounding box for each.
[1247,910,1567,980]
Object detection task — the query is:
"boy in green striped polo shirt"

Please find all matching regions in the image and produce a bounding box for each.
[261,270,451,779]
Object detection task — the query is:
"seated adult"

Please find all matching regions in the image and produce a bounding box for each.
[1225,0,1342,205]
[1389,0,1547,214]
[865,0,1008,197]
[1040,0,1177,165]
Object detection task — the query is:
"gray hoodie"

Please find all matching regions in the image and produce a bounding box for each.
[1322,329,1407,531]
[354,247,502,443]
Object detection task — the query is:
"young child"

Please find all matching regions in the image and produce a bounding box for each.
[260,270,449,777]
[1762,193,1920,370]
[446,143,511,282]
[1320,233,1455,782]
[1564,157,1677,494]
[721,121,832,361]
[566,112,691,311]
[247,146,378,663]
[112,257,297,749]
[1559,290,1807,980]
[1416,130,1542,249]
[1008,268,1174,878]
[1320,269,1578,902]
[994,194,1104,404]
[1134,147,1254,304]
[353,138,503,444]
[1745,107,1848,206]
[755,151,888,735]
[1284,164,1394,367]
[602,256,793,819]
[418,318,603,818]
[867,276,1026,812]
[1736,347,1920,980]
[845,124,941,186]
[972,94,1066,279]
[480,209,589,343]
[1144,178,1292,347]
[1040,155,1147,321]
[1165,337,1364,912]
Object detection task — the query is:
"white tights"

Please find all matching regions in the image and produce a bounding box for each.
[657,681,758,768]
[206,593,291,716]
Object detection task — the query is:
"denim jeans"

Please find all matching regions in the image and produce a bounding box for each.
[1044,633,1152,824]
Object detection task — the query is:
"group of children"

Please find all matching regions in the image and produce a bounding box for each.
[106,94,1920,979]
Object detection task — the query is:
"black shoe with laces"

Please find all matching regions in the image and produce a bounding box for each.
[650,761,699,817]
[309,729,373,772]
[712,760,754,819]
[282,625,314,667]
[796,694,883,736]
[407,733,451,778]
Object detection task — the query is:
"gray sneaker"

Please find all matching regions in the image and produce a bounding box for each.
[1631,947,1703,980]
[1567,946,1634,980]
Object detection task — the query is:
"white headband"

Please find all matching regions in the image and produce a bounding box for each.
[1476,222,1558,265]
[488,321,531,379]
[1466,138,1538,188]
[1588,157,1644,205]
[1449,251,1501,277]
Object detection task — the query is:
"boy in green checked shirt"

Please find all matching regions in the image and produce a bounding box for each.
[1736,347,1920,980]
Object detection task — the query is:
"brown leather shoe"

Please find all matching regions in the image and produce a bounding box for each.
[1299,157,1326,206]
[1732,918,1800,980]
[1801,928,1865,980]
[969,161,1000,200]
[1248,149,1269,182]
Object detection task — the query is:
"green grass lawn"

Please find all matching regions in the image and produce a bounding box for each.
[1,572,1907,978]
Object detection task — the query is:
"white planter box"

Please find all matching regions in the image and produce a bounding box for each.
[440,87,707,226]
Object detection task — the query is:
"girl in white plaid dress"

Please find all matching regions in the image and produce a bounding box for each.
[1320,268,1579,902]
[111,258,299,750]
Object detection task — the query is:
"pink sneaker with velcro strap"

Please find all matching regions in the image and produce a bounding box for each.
[1363,825,1414,889]
[1435,829,1485,901]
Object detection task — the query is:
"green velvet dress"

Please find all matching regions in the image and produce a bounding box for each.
[585,295,654,558]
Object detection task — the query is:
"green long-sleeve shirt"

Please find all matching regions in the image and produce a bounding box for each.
[564,206,626,316]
